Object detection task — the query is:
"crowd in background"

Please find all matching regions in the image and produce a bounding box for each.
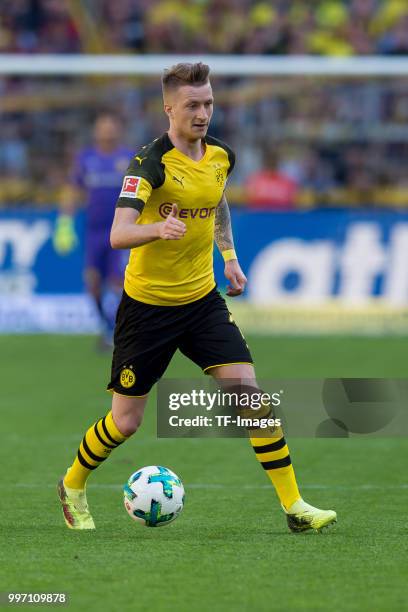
[1,0,408,209]
[2,0,408,56]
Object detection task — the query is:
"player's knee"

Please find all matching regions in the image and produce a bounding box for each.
[111,394,147,437]
[209,363,255,380]
[115,412,143,437]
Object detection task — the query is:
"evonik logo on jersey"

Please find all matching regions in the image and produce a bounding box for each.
[159,203,217,219]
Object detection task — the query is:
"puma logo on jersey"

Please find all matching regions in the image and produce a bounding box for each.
[172,175,185,188]
[135,156,147,165]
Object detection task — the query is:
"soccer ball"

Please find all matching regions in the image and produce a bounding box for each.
[123,465,185,527]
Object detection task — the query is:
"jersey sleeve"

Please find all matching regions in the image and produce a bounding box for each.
[116,153,165,212]
[226,147,235,176]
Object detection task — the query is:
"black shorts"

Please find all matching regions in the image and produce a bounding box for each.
[107,287,253,396]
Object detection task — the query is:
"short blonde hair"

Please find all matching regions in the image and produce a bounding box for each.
[162,62,210,95]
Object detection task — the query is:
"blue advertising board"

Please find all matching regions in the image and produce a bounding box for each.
[1,208,408,332]
[0,210,98,332]
[0,209,85,294]
[215,210,408,305]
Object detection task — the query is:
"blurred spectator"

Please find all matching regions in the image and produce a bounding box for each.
[100,0,147,52]
[298,150,337,206]
[0,122,28,174]
[379,12,408,55]
[244,149,298,210]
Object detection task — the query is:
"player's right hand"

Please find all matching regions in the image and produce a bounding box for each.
[157,204,186,240]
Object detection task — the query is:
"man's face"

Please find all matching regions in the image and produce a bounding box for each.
[93,116,121,151]
[165,82,214,141]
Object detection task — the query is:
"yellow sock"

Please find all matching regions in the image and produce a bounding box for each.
[250,428,300,510]
[64,411,128,490]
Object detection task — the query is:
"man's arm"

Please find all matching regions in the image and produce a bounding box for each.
[214,194,247,297]
[214,193,235,253]
[110,204,186,249]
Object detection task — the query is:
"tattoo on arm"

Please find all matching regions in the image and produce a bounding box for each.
[214,194,234,253]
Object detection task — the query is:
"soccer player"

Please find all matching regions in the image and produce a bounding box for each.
[58,63,337,533]
[54,113,133,346]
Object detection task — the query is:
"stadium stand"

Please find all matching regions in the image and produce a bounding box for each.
[1,0,408,207]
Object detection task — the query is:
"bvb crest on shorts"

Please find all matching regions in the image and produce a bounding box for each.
[120,367,136,388]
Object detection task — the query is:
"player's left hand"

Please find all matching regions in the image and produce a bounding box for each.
[224,260,247,297]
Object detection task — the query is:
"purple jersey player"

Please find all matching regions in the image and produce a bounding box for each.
[57,113,133,347]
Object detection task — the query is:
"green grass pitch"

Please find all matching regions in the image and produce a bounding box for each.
[1,335,407,611]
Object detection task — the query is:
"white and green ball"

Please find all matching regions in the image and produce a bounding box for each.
[124,465,185,527]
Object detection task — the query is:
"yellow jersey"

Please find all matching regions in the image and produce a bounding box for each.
[116,132,235,306]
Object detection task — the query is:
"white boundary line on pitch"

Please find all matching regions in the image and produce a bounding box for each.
[1,483,407,490]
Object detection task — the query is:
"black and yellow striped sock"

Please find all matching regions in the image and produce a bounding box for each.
[64,411,128,490]
[250,428,300,510]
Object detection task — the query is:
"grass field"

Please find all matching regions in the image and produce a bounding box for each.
[1,335,407,611]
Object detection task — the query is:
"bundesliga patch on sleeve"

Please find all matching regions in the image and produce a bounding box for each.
[120,176,141,199]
